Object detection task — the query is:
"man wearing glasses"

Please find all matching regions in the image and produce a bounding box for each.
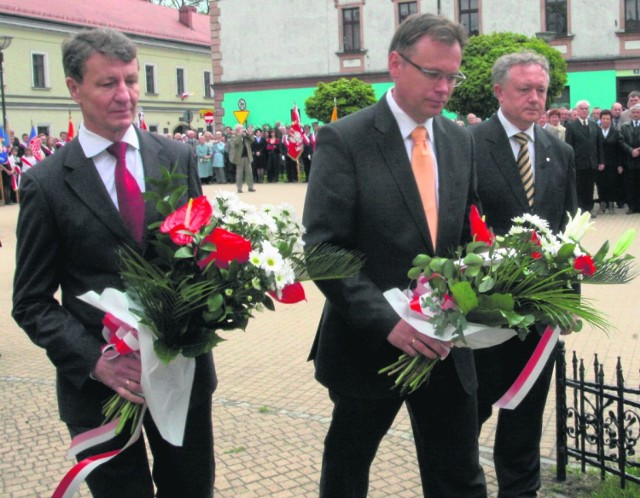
[303,13,486,498]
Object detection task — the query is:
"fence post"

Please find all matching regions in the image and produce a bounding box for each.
[616,358,626,489]
[556,340,567,481]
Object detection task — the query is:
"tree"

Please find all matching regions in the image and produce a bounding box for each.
[305,78,377,124]
[148,0,209,14]
[447,32,568,119]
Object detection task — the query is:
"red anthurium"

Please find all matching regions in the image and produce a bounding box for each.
[268,282,306,304]
[574,254,596,276]
[160,196,213,245]
[198,227,252,269]
[469,205,494,245]
[441,293,457,310]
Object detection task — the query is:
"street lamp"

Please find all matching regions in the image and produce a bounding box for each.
[0,35,13,135]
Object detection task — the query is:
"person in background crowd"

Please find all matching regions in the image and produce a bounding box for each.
[19,146,38,172]
[590,106,602,124]
[611,102,623,130]
[265,129,280,183]
[618,103,640,214]
[196,134,213,184]
[620,91,640,126]
[471,51,576,498]
[1,145,20,204]
[42,136,57,157]
[211,131,226,184]
[301,124,314,182]
[596,109,623,214]
[537,111,548,128]
[57,131,69,149]
[466,112,477,125]
[565,100,604,216]
[546,109,566,141]
[303,13,486,498]
[251,128,267,183]
[229,124,255,193]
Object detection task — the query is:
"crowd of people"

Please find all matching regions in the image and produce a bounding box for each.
[465,95,640,217]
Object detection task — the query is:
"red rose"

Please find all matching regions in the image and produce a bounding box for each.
[160,196,213,245]
[198,228,252,269]
[574,254,596,276]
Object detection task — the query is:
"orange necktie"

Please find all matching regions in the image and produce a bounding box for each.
[411,126,438,246]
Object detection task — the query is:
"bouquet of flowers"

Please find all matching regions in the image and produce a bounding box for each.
[379,205,636,394]
[86,169,364,437]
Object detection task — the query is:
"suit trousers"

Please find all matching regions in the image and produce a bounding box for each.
[68,396,214,498]
[624,168,640,212]
[575,169,596,212]
[235,156,254,191]
[319,358,486,498]
[475,333,556,498]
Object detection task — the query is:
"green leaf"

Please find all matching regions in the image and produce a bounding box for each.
[478,276,495,293]
[412,254,431,267]
[174,246,194,259]
[449,281,478,314]
[207,293,224,312]
[478,292,515,311]
[154,339,180,364]
[556,243,576,262]
[463,253,484,266]
[408,267,423,279]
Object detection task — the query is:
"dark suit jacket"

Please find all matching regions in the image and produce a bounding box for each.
[303,97,479,399]
[12,129,217,426]
[601,127,623,169]
[471,116,577,234]
[618,122,640,170]
[565,119,603,171]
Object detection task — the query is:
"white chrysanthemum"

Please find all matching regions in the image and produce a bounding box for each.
[255,241,285,273]
[273,262,296,290]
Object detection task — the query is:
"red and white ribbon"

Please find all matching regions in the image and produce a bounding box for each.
[52,406,147,498]
[101,313,139,357]
[493,326,560,410]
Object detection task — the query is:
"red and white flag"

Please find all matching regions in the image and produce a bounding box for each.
[138,112,148,131]
[67,112,75,140]
[287,105,304,161]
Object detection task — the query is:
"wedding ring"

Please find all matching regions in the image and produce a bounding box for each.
[125,379,131,388]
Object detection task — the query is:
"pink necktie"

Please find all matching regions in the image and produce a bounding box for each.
[411,126,438,247]
[107,142,144,243]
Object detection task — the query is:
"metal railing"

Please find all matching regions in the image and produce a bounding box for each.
[556,341,640,488]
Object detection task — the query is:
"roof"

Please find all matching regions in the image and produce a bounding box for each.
[0,0,210,46]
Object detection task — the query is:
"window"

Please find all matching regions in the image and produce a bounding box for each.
[546,0,568,36]
[398,2,418,24]
[204,71,212,98]
[342,7,361,52]
[145,64,156,94]
[32,53,47,88]
[177,68,186,96]
[626,0,640,33]
[458,0,479,36]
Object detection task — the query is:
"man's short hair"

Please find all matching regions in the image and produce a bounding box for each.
[492,51,550,86]
[629,90,640,99]
[388,13,467,55]
[631,103,640,111]
[62,28,137,83]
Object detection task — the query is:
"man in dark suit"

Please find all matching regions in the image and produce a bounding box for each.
[618,104,640,214]
[565,100,604,215]
[303,14,486,498]
[12,29,215,498]
[470,51,577,498]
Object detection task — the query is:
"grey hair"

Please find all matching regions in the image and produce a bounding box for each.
[62,28,137,82]
[631,104,640,111]
[388,13,467,55]
[492,51,550,86]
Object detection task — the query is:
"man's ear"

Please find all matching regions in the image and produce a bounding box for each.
[66,77,82,104]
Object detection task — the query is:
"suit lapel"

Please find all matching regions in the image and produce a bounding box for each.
[372,99,434,252]
[63,140,134,244]
[486,116,530,212]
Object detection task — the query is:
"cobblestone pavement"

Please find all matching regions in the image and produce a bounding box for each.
[1,182,639,497]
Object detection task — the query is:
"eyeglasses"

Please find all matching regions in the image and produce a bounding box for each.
[398,53,466,87]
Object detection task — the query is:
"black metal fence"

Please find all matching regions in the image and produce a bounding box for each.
[556,340,640,488]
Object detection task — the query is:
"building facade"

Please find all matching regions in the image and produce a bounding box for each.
[211,0,640,127]
[0,0,216,139]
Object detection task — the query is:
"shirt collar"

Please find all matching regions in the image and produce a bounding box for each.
[386,88,435,141]
[497,109,535,142]
[78,123,140,159]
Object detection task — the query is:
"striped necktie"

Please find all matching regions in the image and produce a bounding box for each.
[514,132,534,207]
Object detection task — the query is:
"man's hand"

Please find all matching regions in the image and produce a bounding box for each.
[92,353,145,404]
[387,319,452,360]
[632,148,640,158]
